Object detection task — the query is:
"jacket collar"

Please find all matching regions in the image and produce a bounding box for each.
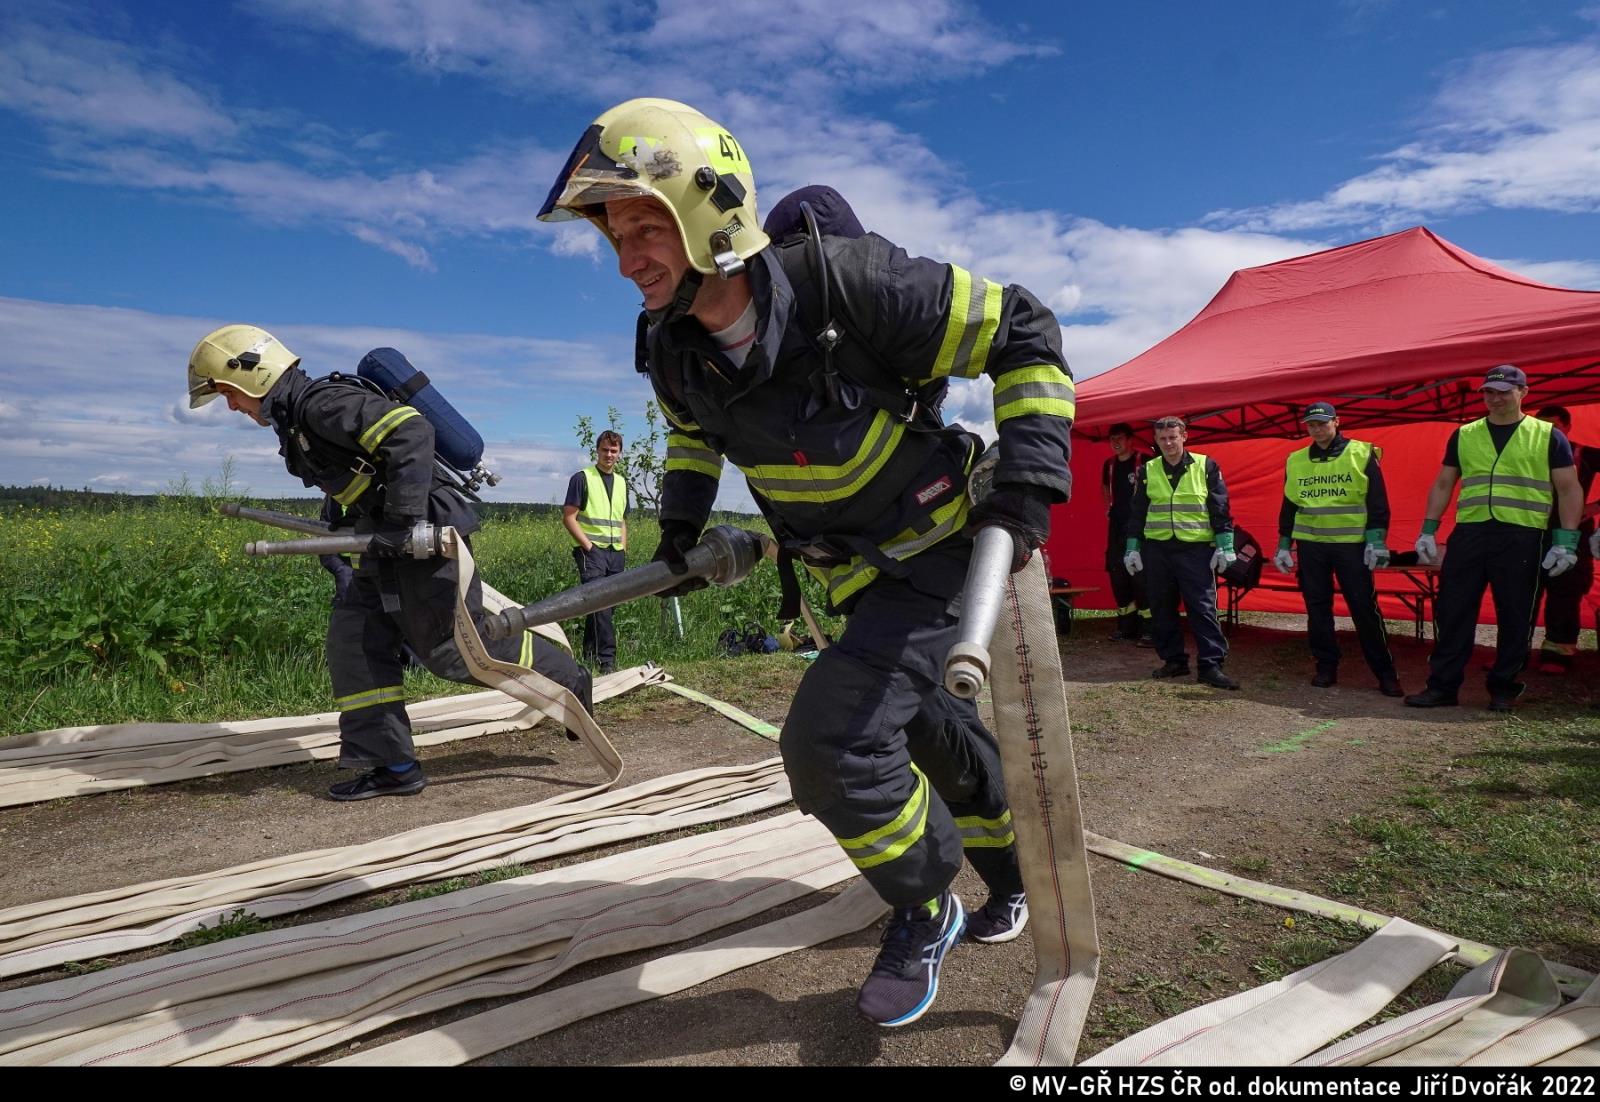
[653,248,794,399]
[259,366,312,436]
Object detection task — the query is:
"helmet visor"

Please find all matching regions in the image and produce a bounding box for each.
[538,124,658,222]
[187,364,220,408]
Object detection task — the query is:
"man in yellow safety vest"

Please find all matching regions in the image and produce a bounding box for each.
[1274,402,1402,697]
[1124,415,1240,690]
[563,430,629,674]
[1405,366,1584,712]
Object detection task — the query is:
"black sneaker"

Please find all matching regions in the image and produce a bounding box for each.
[1151,660,1190,679]
[856,891,965,1027]
[1378,676,1404,698]
[1198,666,1240,691]
[1404,688,1458,708]
[598,662,617,675]
[967,891,1029,944]
[328,765,428,801]
[1311,667,1337,688]
[1487,695,1516,713]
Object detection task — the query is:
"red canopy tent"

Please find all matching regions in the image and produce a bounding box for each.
[1046,227,1600,622]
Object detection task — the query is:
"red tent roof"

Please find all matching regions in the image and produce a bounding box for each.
[1074,227,1600,444]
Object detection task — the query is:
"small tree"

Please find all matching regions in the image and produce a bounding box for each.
[575,402,667,518]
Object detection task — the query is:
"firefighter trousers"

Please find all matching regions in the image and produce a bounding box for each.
[328,552,594,768]
[778,574,1020,910]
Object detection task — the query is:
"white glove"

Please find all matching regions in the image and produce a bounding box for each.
[1543,545,1577,578]
[1415,533,1439,565]
[1590,530,1600,560]
[1362,544,1390,570]
[1210,548,1236,575]
[1273,548,1295,574]
[1123,550,1143,575]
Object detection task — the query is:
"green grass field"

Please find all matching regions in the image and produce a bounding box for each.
[0,490,835,736]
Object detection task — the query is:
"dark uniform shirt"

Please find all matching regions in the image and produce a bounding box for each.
[1277,434,1391,539]
[1102,451,1150,544]
[1127,452,1233,542]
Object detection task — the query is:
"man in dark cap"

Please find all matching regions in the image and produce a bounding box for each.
[1406,366,1584,712]
[1274,402,1402,696]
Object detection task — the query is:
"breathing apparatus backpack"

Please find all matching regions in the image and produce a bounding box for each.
[308,348,502,501]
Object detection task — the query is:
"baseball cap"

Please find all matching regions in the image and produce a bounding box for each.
[1152,415,1186,430]
[1301,401,1337,422]
[1480,365,1527,392]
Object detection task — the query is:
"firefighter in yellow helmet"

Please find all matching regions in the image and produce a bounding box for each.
[187,325,593,798]
[542,98,1076,1027]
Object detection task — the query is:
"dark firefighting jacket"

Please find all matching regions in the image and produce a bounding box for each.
[642,234,1074,612]
[260,367,477,535]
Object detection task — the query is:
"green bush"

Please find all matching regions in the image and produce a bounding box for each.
[0,492,837,734]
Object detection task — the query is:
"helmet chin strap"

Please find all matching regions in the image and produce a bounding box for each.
[654,269,705,325]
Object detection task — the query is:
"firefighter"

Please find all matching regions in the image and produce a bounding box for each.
[1102,422,1153,643]
[186,325,593,799]
[563,430,629,674]
[1532,406,1600,674]
[1273,402,1402,696]
[539,98,1074,1028]
[1405,366,1584,712]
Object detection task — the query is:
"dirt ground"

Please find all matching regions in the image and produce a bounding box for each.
[0,622,1564,1065]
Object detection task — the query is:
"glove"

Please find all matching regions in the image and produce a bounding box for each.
[1362,528,1390,570]
[365,519,415,560]
[1544,528,1579,578]
[1273,538,1295,575]
[1123,549,1143,575]
[652,520,708,598]
[1590,529,1600,560]
[1210,531,1236,575]
[1414,534,1439,565]
[965,483,1053,573]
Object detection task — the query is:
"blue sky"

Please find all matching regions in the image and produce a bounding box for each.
[3,0,1599,509]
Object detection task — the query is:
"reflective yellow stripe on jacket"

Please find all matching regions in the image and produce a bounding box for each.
[809,492,971,609]
[930,265,1003,380]
[332,405,423,506]
[993,365,1075,427]
[739,410,904,504]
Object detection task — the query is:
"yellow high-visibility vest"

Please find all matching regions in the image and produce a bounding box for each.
[1144,453,1213,543]
[1285,440,1372,543]
[1455,417,1552,528]
[576,467,627,548]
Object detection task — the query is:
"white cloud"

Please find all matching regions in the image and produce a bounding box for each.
[1488,256,1600,290]
[0,6,236,141]
[1212,39,1600,232]
[0,296,676,504]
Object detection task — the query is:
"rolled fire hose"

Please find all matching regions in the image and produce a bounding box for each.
[943,436,1099,1063]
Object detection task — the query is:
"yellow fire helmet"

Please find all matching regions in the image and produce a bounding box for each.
[187,324,301,408]
[538,98,770,278]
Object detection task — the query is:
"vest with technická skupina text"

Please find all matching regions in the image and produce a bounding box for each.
[1455,416,1552,529]
[1285,439,1372,544]
[576,466,627,549]
[1144,452,1213,543]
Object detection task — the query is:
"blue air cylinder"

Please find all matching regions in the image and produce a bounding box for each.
[356,347,485,474]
